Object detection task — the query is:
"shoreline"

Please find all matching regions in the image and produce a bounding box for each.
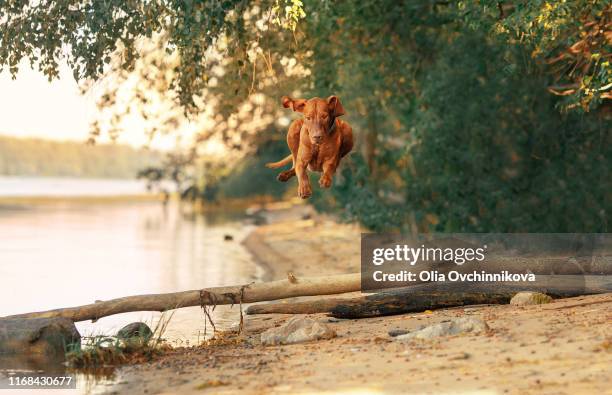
[104,204,611,395]
[241,206,362,283]
[242,229,278,282]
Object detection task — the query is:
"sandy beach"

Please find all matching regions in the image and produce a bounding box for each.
[102,203,612,395]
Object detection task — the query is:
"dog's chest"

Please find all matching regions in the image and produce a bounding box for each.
[308,145,323,171]
[307,136,339,172]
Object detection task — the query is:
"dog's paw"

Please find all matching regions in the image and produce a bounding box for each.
[277,170,294,182]
[319,175,332,188]
[298,184,312,199]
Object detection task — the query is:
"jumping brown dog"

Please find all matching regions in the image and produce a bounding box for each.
[266,95,353,199]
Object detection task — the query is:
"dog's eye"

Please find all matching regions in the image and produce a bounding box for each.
[321,114,328,119]
[305,116,312,121]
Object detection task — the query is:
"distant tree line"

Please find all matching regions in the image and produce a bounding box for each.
[0,135,161,179]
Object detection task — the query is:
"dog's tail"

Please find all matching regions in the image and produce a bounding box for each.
[265,154,292,169]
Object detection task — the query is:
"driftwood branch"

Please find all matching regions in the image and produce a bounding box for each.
[3,273,360,323]
[247,297,356,315]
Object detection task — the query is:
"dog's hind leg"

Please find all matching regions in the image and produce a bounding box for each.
[276,119,302,183]
[277,168,295,182]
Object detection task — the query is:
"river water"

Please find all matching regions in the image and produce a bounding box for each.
[0,176,162,197]
[0,177,262,393]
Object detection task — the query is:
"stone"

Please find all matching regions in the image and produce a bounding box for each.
[0,317,81,358]
[117,322,153,341]
[394,317,489,341]
[388,329,410,337]
[261,316,336,346]
[510,292,553,306]
[253,215,268,226]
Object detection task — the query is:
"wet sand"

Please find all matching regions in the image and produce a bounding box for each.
[106,203,612,395]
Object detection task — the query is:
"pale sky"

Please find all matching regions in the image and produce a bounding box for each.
[0,61,180,150]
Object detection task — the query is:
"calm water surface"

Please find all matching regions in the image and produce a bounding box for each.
[0,176,159,197]
[0,177,262,394]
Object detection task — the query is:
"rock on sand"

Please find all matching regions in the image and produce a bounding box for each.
[261,316,337,346]
[394,317,489,341]
[510,291,553,306]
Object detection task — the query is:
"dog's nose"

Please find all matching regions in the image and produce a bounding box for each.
[313,135,323,143]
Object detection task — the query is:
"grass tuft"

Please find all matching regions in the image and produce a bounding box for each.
[66,313,174,371]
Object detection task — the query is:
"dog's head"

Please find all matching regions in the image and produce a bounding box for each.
[282,95,345,145]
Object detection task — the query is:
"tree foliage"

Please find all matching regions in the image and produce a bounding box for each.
[305,1,610,232]
[2,1,608,112]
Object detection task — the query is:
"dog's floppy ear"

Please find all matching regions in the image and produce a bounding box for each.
[327,95,345,117]
[281,96,306,113]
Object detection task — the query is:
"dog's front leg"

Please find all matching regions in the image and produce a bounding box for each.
[296,161,312,198]
[295,150,312,199]
[319,159,337,188]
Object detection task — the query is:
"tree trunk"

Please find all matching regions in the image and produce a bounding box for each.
[3,273,361,323]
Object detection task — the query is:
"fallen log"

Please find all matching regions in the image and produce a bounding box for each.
[331,278,612,318]
[246,291,510,316]
[247,277,612,317]
[3,273,361,323]
[328,291,511,319]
